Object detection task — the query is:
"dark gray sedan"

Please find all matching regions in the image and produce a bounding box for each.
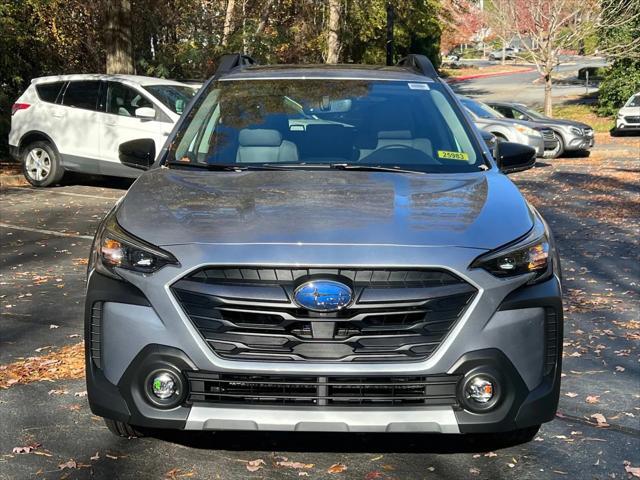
[488,102,594,156]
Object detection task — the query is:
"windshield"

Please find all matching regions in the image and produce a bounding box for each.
[169,79,486,173]
[626,94,640,107]
[520,106,547,120]
[459,97,503,119]
[144,84,196,115]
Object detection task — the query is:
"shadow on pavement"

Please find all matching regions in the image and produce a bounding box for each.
[146,429,528,454]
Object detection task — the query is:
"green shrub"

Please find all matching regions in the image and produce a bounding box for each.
[598,60,640,116]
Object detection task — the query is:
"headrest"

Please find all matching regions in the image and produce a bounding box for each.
[238,128,283,147]
[116,97,124,106]
[378,130,412,139]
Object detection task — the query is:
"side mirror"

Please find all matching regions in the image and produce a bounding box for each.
[119,138,156,170]
[496,142,536,174]
[135,107,156,120]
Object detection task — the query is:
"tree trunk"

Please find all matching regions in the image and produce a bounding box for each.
[105,0,134,74]
[222,0,236,47]
[385,3,394,66]
[544,73,553,117]
[326,0,341,63]
[501,44,506,65]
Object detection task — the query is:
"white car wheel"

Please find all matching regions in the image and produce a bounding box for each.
[25,147,52,182]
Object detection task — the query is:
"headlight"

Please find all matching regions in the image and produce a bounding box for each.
[514,124,540,137]
[569,126,583,136]
[90,210,179,280]
[471,221,552,284]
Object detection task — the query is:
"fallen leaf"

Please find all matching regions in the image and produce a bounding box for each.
[74,391,87,397]
[246,459,265,472]
[48,389,68,395]
[364,472,383,480]
[91,452,100,461]
[58,459,77,470]
[276,460,314,469]
[299,473,309,477]
[328,463,347,474]
[586,395,600,404]
[12,443,41,454]
[625,463,640,478]
[484,452,497,457]
[615,366,625,372]
[590,413,609,427]
[564,392,578,398]
[469,467,480,475]
[49,324,59,329]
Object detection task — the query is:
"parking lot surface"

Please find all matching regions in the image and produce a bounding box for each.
[1,139,639,479]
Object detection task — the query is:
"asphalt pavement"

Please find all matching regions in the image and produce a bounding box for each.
[0,140,638,479]
[449,57,608,106]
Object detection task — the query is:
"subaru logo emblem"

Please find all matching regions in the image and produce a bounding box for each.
[293,280,352,312]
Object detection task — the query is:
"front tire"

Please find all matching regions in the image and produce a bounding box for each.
[553,133,565,158]
[103,418,145,438]
[22,141,64,187]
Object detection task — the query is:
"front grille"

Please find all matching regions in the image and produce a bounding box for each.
[186,372,461,406]
[90,302,103,369]
[624,116,640,124]
[172,267,476,363]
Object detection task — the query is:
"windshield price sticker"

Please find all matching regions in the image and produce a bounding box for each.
[438,150,469,161]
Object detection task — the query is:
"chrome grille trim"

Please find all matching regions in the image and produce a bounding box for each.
[172,267,477,363]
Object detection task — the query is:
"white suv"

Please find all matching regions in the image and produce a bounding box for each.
[9,74,197,187]
[613,92,640,135]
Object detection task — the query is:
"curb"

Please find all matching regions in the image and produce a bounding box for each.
[447,68,536,82]
[0,174,28,187]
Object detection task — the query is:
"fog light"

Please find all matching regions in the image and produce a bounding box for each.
[466,376,494,403]
[151,372,178,399]
[460,372,500,412]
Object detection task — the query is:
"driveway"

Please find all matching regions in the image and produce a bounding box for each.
[0,138,638,479]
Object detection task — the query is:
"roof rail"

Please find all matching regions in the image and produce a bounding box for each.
[215,53,257,76]
[395,54,438,79]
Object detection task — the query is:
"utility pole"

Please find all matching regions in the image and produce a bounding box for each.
[386,3,394,66]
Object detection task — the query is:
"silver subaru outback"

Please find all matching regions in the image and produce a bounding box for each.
[85,54,563,445]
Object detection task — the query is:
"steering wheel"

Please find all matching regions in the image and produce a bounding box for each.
[360,144,438,164]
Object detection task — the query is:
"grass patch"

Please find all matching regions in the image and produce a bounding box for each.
[552,104,614,133]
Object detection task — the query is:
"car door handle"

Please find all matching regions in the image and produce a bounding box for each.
[104,118,117,126]
[52,111,65,118]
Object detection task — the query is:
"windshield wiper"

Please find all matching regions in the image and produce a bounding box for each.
[168,162,294,171]
[329,163,426,174]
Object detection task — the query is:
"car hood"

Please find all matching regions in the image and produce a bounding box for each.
[117,168,534,250]
[529,117,591,129]
[618,106,640,115]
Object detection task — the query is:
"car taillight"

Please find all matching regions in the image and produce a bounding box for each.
[11,103,30,115]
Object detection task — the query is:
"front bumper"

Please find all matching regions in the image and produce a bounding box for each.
[522,134,545,158]
[9,145,21,162]
[563,131,595,151]
[85,262,563,434]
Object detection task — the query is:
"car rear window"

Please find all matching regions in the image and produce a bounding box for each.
[35,82,65,104]
[62,81,101,110]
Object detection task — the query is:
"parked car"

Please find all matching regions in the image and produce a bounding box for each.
[488,47,518,61]
[488,101,595,155]
[458,96,559,158]
[611,93,640,136]
[9,74,197,187]
[85,54,563,446]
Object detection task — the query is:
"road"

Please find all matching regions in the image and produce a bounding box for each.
[0,137,639,479]
[450,57,608,106]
